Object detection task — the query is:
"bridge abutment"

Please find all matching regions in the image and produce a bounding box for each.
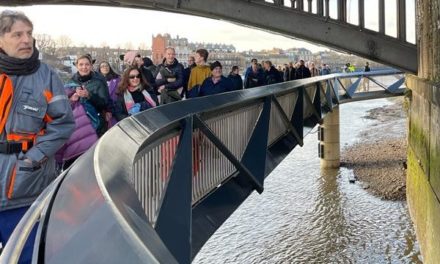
[319,106,340,168]
[406,0,440,262]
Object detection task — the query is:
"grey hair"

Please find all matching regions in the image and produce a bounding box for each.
[164,46,175,53]
[0,10,33,36]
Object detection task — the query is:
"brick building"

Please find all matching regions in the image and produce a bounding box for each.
[152,34,243,74]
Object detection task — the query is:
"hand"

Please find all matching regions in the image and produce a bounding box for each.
[70,93,80,102]
[76,87,89,98]
[105,112,112,122]
[128,103,141,115]
[167,77,176,83]
[158,85,165,93]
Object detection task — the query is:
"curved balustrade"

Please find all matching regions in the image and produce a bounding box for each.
[0,70,406,264]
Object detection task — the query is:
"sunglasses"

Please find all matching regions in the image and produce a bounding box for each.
[129,74,141,79]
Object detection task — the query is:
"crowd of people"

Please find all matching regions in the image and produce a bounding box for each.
[52,48,342,169]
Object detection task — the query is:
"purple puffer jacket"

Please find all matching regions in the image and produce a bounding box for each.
[108,77,120,127]
[55,101,98,162]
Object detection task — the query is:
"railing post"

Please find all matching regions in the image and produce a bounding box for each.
[379,0,385,33]
[293,87,304,139]
[297,0,304,11]
[325,0,330,17]
[397,0,406,41]
[317,0,324,16]
[358,0,364,28]
[307,0,312,12]
[337,0,347,22]
[154,116,193,264]
[240,96,272,185]
[319,106,340,168]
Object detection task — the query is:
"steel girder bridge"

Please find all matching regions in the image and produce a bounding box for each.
[1,70,407,263]
[7,0,417,72]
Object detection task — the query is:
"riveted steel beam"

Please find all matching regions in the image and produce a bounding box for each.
[7,0,417,73]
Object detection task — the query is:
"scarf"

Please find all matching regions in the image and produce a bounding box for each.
[76,72,93,83]
[124,85,156,114]
[0,42,40,75]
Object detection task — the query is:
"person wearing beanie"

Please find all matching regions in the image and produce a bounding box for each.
[199,61,234,97]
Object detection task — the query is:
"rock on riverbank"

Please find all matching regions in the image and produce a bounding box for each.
[341,98,407,200]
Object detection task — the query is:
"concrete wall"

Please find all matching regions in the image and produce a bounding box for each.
[406,76,440,264]
[406,1,440,262]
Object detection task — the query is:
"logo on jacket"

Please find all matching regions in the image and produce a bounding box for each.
[23,105,39,112]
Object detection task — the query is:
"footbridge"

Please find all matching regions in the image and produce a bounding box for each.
[1,70,407,263]
[9,0,417,72]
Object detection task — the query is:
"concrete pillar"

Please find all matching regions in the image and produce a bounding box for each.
[319,106,340,168]
[406,0,440,263]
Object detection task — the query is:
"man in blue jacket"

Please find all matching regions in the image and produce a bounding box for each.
[199,61,234,97]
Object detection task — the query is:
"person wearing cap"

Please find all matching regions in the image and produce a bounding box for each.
[124,51,152,82]
[0,10,74,262]
[199,61,234,97]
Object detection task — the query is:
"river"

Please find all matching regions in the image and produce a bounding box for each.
[193,98,422,264]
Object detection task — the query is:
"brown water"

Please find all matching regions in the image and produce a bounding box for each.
[193,98,422,264]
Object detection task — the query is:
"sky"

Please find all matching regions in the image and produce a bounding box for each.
[1,5,327,52]
[0,2,415,52]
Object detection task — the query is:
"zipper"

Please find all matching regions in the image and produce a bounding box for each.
[7,165,17,199]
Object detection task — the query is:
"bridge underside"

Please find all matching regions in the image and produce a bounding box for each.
[9,0,417,73]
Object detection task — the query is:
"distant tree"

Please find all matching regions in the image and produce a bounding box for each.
[35,33,57,56]
[57,35,73,48]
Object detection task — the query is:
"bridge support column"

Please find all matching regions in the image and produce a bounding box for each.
[406,0,440,263]
[319,106,340,168]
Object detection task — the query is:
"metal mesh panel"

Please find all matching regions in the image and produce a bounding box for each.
[304,85,318,119]
[268,92,298,145]
[268,101,288,146]
[131,104,263,224]
[132,134,180,225]
[277,92,298,124]
[192,104,263,203]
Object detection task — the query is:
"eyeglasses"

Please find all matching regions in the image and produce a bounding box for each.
[129,74,141,79]
[100,65,109,68]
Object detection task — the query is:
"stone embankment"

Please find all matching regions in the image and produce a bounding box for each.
[341,98,407,200]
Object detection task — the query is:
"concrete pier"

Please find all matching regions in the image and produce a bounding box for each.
[406,0,440,263]
[319,106,340,168]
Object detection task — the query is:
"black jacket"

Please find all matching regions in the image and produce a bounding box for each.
[228,74,243,91]
[264,66,283,85]
[155,58,184,91]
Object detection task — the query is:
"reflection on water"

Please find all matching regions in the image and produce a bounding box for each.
[194,99,422,264]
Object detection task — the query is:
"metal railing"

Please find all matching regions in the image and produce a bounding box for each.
[0,70,406,264]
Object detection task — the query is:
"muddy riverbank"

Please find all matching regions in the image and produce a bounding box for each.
[341,98,407,200]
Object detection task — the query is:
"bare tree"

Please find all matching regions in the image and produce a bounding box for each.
[57,35,73,48]
[35,34,57,55]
